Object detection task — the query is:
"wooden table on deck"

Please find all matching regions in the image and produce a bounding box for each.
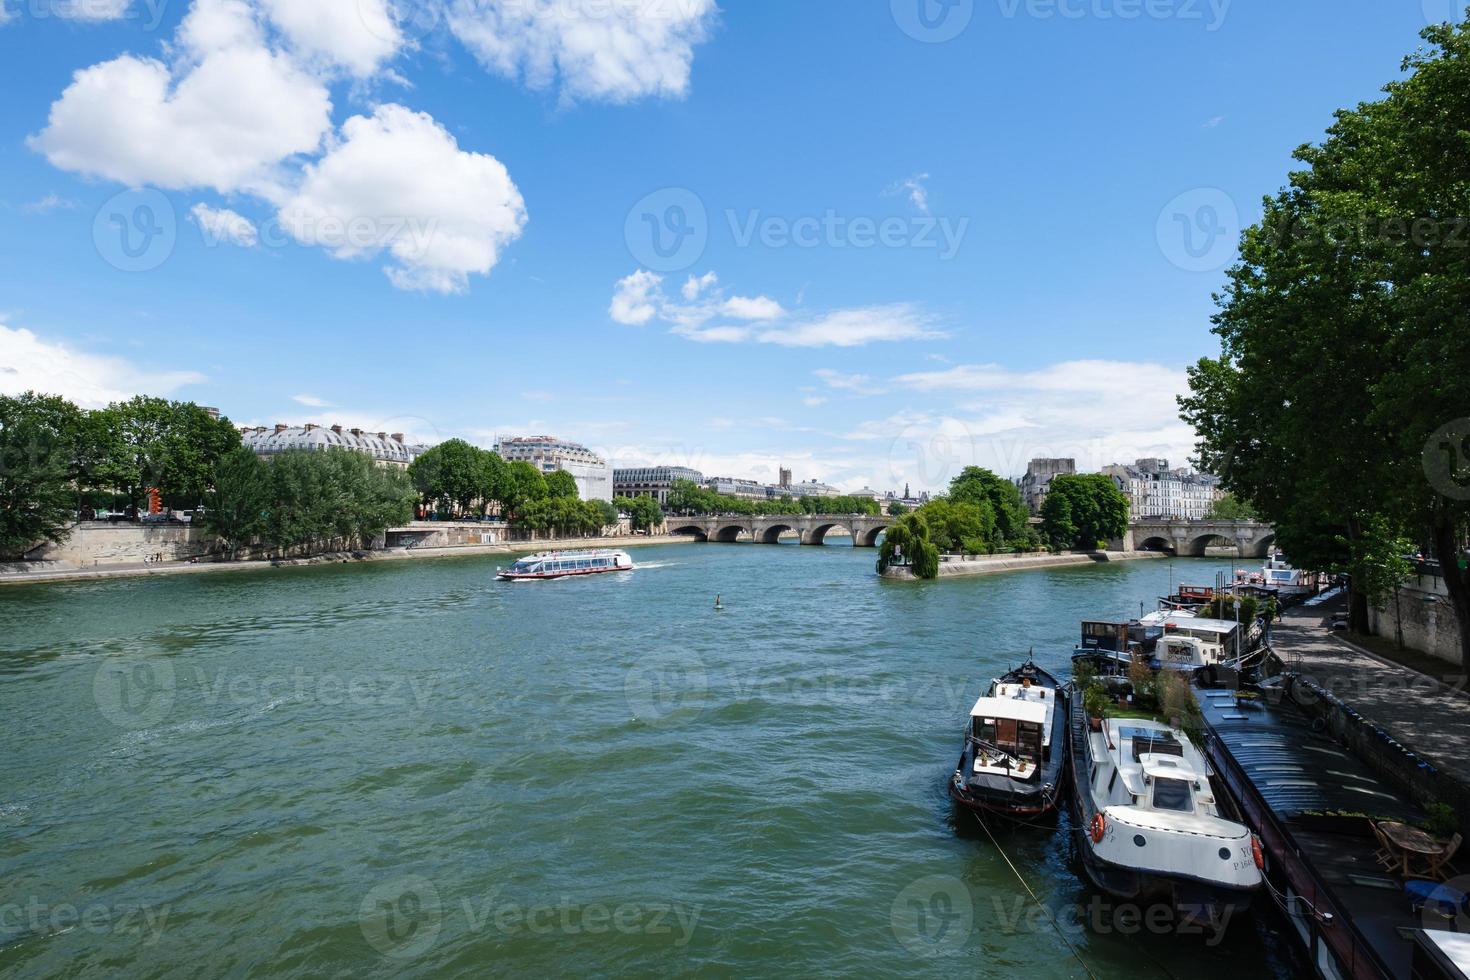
[1379,821,1441,877]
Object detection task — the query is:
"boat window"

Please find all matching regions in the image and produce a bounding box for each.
[1152,777,1193,813]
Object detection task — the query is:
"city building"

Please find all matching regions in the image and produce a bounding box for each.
[241,424,421,469]
[1019,458,1076,514]
[495,436,614,502]
[613,466,705,506]
[1101,458,1220,520]
[705,477,771,500]
[783,479,840,499]
[778,467,793,490]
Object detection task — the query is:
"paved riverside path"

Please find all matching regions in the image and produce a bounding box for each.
[1270,594,1470,788]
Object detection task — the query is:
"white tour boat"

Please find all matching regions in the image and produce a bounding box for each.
[1067,701,1262,927]
[1233,550,1319,598]
[496,550,635,581]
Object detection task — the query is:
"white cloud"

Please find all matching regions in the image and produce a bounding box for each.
[1203,115,1225,129]
[0,323,205,409]
[190,203,258,246]
[803,396,828,407]
[887,172,931,214]
[256,0,401,77]
[721,295,785,321]
[45,0,132,20]
[278,104,527,293]
[29,14,332,197]
[681,270,718,301]
[447,0,718,103]
[20,193,80,214]
[291,393,330,407]
[754,305,943,348]
[610,270,663,326]
[813,369,884,395]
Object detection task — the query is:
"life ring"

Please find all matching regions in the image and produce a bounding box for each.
[1251,834,1265,870]
[1090,813,1107,844]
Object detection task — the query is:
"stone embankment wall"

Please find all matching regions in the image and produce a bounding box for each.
[880,550,1164,580]
[1369,573,1463,666]
[32,522,215,566]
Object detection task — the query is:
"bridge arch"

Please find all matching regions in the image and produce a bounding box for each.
[712,523,750,544]
[669,524,709,542]
[805,522,854,546]
[758,523,798,544]
[1252,533,1276,559]
[857,525,885,548]
[1138,535,1176,554]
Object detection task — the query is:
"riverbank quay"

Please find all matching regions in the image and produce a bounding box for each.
[879,550,1165,580]
[0,534,695,588]
[1265,595,1470,843]
[1195,685,1444,980]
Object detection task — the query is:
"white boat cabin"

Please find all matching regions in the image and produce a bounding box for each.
[1155,617,1243,669]
[967,681,1056,780]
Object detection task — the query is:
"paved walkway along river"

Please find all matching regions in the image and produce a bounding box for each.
[1270,595,1470,790]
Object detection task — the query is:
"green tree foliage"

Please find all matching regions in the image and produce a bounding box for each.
[887,501,909,516]
[0,392,84,559]
[947,467,1034,551]
[407,439,501,517]
[545,469,579,500]
[1180,16,1470,651]
[499,461,547,520]
[203,445,268,556]
[615,495,664,532]
[1039,474,1128,551]
[1207,493,1258,521]
[878,511,941,578]
[259,449,415,556]
[90,396,241,509]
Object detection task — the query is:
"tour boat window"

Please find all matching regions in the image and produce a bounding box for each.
[1152,776,1193,813]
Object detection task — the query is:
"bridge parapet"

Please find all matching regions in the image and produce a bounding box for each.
[1123,519,1276,559]
[666,514,893,547]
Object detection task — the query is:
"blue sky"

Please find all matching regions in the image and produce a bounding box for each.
[0,0,1453,492]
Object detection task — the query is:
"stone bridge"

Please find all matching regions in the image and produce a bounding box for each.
[1122,520,1276,558]
[667,514,893,547]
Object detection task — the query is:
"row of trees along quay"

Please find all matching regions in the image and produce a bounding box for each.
[1179,18,1470,664]
[876,467,1131,579]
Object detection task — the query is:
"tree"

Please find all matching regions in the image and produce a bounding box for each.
[89,397,241,510]
[887,501,909,517]
[499,460,547,519]
[878,511,940,578]
[1039,475,1127,551]
[203,446,268,557]
[948,466,1031,551]
[407,439,498,517]
[259,449,414,556]
[545,469,579,500]
[0,392,84,559]
[615,495,664,532]
[1180,15,1470,653]
[1207,492,1257,521]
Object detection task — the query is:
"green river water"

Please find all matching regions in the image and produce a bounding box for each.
[0,544,1301,978]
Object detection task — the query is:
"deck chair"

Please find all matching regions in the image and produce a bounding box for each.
[1426,833,1463,882]
[1371,822,1400,872]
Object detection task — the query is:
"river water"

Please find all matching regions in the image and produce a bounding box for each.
[0,544,1300,978]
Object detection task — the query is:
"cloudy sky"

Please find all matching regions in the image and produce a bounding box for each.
[0,0,1445,492]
